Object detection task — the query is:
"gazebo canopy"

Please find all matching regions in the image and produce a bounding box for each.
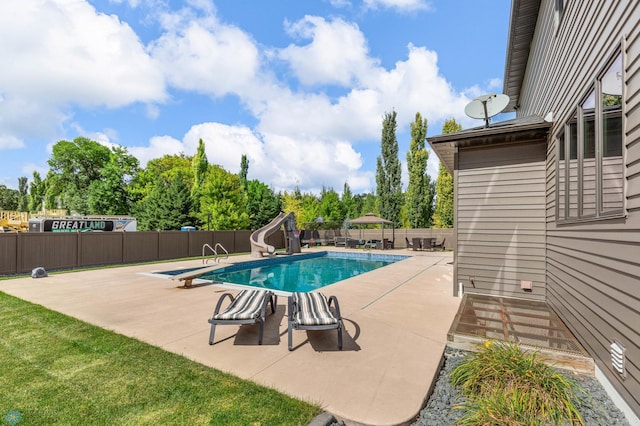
[347,213,395,244]
[348,212,393,225]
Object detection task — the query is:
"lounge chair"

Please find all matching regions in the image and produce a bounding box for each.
[288,292,343,350]
[208,289,277,345]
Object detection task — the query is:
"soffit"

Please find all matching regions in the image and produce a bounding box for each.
[427,115,550,174]
[503,0,542,111]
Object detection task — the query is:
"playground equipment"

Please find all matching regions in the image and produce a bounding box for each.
[250,212,301,257]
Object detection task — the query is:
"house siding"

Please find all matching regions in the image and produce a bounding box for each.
[518,0,640,416]
[457,141,547,300]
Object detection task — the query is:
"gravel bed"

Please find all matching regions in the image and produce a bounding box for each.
[412,347,630,426]
[329,347,631,426]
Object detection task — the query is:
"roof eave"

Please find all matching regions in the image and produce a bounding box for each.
[503,0,542,111]
[427,118,550,174]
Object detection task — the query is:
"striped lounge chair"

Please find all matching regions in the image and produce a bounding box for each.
[208,289,277,345]
[287,292,343,351]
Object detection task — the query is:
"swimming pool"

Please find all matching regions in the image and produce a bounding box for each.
[161,251,408,293]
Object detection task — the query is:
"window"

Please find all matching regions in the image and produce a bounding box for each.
[557,50,624,222]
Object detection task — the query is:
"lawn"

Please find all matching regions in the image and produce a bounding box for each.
[0,292,320,425]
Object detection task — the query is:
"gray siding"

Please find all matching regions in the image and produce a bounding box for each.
[519,0,640,416]
[457,141,547,300]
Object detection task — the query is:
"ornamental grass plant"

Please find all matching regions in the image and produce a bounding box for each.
[450,341,586,425]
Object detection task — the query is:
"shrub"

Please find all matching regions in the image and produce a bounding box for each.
[450,341,585,425]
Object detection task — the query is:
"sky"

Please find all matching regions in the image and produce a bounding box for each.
[0,0,514,194]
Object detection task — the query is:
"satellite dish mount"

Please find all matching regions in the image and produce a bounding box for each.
[464,94,510,128]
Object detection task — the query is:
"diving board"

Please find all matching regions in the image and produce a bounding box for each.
[170,264,227,288]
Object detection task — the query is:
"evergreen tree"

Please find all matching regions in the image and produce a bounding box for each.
[239,154,249,189]
[191,139,209,210]
[432,118,460,228]
[17,177,28,212]
[405,112,432,228]
[375,111,403,226]
[341,182,357,220]
[245,180,281,230]
[28,171,46,212]
[135,174,194,231]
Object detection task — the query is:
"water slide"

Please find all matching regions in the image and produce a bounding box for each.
[250,212,301,258]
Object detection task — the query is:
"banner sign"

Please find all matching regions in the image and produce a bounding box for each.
[43,219,115,232]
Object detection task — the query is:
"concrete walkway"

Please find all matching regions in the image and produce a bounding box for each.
[0,248,460,426]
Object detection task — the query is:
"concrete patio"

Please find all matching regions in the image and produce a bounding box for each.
[0,247,460,426]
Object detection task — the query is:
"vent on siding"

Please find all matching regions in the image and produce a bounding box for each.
[610,340,626,378]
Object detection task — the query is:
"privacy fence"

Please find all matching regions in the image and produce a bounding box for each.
[0,228,454,276]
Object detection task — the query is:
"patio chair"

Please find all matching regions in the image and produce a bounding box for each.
[208,289,277,345]
[432,238,446,251]
[405,237,414,249]
[288,292,343,351]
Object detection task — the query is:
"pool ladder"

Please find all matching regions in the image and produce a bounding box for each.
[202,243,229,264]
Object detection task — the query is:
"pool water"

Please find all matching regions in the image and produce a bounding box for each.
[164,251,408,293]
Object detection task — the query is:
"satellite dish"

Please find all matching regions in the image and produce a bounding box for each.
[465,93,510,127]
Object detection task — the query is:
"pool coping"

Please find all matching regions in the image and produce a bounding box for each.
[0,247,459,426]
[149,250,411,295]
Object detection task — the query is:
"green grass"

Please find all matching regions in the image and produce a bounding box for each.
[450,341,586,426]
[0,292,320,425]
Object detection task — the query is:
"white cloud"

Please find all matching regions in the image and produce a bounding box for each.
[0,2,501,195]
[128,135,185,168]
[21,162,49,179]
[125,121,371,194]
[363,0,433,12]
[149,16,260,97]
[0,135,25,150]
[279,16,379,87]
[0,0,166,144]
[326,0,352,8]
[109,0,142,7]
[183,123,265,173]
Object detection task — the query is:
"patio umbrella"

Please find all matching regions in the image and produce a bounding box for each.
[347,213,395,244]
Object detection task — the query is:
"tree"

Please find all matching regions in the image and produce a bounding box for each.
[375,111,403,226]
[191,139,208,213]
[239,154,249,189]
[46,137,112,214]
[87,147,139,215]
[198,165,249,230]
[17,177,28,212]
[354,192,377,217]
[245,179,281,230]
[318,186,343,223]
[281,188,319,227]
[432,118,460,228]
[341,182,358,220]
[130,154,193,205]
[28,172,46,212]
[135,173,194,231]
[281,190,304,225]
[0,184,18,210]
[405,112,432,228]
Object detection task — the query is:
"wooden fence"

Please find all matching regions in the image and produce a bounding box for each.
[0,228,454,276]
